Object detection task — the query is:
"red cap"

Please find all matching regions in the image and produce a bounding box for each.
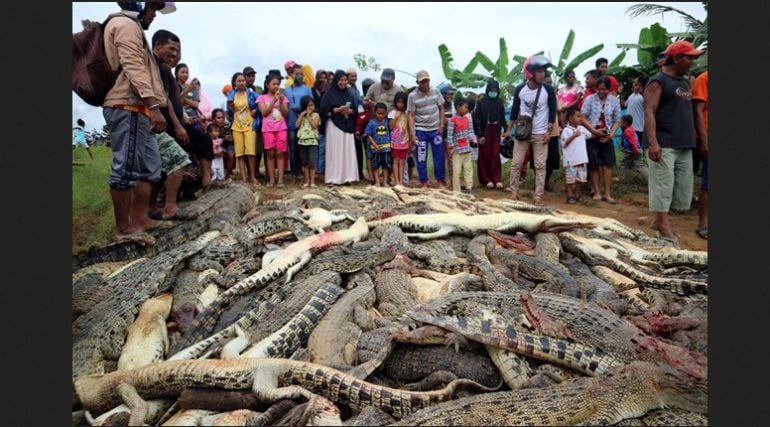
[664,41,704,57]
[284,60,297,71]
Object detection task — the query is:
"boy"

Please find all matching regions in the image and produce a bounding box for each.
[619,114,648,180]
[560,108,591,203]
[364,103,392,186]
[446,98,477,193]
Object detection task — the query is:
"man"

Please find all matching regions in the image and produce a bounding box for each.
[284,63,312,181]
[577,69,600,109]
[243,66,263,93]
[102,1,174,245]
[504,55,557,206]
[624,75,647,149]
[438,83,456,184]
[347,67,361,106]
[644,40,704,243]
[595,57,619,94]
[364,68,399,113]
[150,29,193,220]
[542,73,561,191]
[691,70,708,240]
[408,70,446,188]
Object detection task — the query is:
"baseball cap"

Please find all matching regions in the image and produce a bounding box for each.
[416,70,430,83]
[664,40,704,57]
[158,2,176,14]
[243,66,256,76]
[380,68,396,81]
[284,60,297,71]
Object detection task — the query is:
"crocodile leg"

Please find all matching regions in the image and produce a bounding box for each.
[404,226,455,240]
[519,290,575,340]
[286,251,313,283]
[116,382,149,426]
[252,363,316,402]
[221,325,250,359]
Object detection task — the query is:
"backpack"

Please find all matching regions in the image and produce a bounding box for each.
[72,14,141,106]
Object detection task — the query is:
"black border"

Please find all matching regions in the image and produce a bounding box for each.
[4,1,767,425]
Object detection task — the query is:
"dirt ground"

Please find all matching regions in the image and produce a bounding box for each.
[252,179,707,252]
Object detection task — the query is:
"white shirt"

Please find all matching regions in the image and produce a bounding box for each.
[626,92,645,132]
[518,84,550,134]
[560,125,591,166]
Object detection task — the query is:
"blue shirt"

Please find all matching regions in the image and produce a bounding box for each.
[73,127,86,144]
[364,119,391,152]
[284,84,312,130]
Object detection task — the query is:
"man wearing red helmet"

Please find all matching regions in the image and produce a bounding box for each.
[644,40,704,243]
[504,55,558,206]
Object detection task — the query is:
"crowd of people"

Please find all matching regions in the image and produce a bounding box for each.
[89,2,707,246]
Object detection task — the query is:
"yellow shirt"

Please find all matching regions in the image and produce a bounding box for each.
[232,91,254,132]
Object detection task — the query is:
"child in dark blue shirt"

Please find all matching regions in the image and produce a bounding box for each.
[364,103,392,186]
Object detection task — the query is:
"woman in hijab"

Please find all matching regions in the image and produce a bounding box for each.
[473,79,508,189]
[320,70,358,185]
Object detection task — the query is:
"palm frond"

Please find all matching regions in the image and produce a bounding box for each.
[627,3,703,31]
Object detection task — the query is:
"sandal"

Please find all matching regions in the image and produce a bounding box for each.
[495,182,504,189]
[695,226,708,239]
[655,231,679,246]
[566,197,577,204]
[533,198,545,207]
[602,196,617,205]
[486,182,494,189]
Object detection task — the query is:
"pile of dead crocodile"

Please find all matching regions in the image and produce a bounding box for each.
[72,183,708,426]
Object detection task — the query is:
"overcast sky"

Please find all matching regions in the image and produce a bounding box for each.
[72,2,706,129]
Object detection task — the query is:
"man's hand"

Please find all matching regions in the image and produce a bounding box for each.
[149,109,166,133]
[174,125,189,144]
[648,141,662,163]
[699,137,708,158]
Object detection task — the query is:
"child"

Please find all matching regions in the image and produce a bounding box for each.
[257,75,289,187]
[560,108,591,204]
[619,114,648,180]
[388,92,410,187]
[296,95,320,188]
[72,118,94,160]
[446,98,477,193]
[364,103,392,186]
[207,124,226,182]
[355,100,374,183]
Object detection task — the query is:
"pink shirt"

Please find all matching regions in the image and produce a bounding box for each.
[212,138,223,155]
[557,83,583,108]
[257,94,289,132]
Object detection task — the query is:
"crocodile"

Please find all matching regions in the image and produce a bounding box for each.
[74,357,499,423]
[117,293,172,372]
[72,231,220,377]
[169,271,341,360]
[367,211,594,240]
[486,230,537,254]
[375,254,422,317]
[350,406,396,426]
[571,231,708,269]
[561,255,629,315]
[406,291,707,381]
[309,271,378,369]
[534,232,564,267]
[175,218,369,348]
[71,184,253,271]
[168,269,216,335]
[592,265,638,292]
[237,282,346,358]
[235,210,310,248]
[491,249,580,298]
[301,207,356,232]
[177,388,266,412]
[72,260,131,283]
[466,235,518,293]
[391,361,707,426]
[615,408,708,426]
[161,409,214,426]
[85,399,171,426]
[559,232,708,296]
[381,343,502,389]
[201,409,262,426]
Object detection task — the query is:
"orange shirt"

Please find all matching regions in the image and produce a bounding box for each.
[691,71,708,132]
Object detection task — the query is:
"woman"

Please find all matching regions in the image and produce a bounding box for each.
[320,70,359,185]
[557,69,583,127]
[173,63,214,187]
[227,73,260,186]
[312,70,329,179]
[472,79,508,189]
[580,76,621,204]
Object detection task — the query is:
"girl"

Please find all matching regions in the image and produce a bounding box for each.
[388,92,410,187]
[296,95,320,188]
[226,73,260,186]
[258,74,290,187]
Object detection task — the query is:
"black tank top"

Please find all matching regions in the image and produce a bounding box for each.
[647,72,696,149]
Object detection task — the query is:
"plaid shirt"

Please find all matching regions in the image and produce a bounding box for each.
[447,113,477,154]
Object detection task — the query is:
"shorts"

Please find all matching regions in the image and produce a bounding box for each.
[263,130,288,152]
[298,144,318,167]
[648,148,693,212]
[104,107,161,190]
[180,124,215,160]
[155,131,192,175]
[391,148,409,160]
[564,162,587,184]
[587,137,616,168]
[364,136,374,160]
[371,151,393,170]
[700,157,708,190]
[222,137,235,154]
[233,129,256,157]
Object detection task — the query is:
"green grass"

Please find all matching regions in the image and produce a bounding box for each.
[72,146,114,254]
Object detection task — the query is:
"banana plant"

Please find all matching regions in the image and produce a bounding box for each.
[549,30,604,88]
[437,44,489,90]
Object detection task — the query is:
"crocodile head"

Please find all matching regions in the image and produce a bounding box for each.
[541,218,596,233]
[651,362,708,414]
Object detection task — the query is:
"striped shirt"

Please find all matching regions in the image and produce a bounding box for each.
[407,87,442,131]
